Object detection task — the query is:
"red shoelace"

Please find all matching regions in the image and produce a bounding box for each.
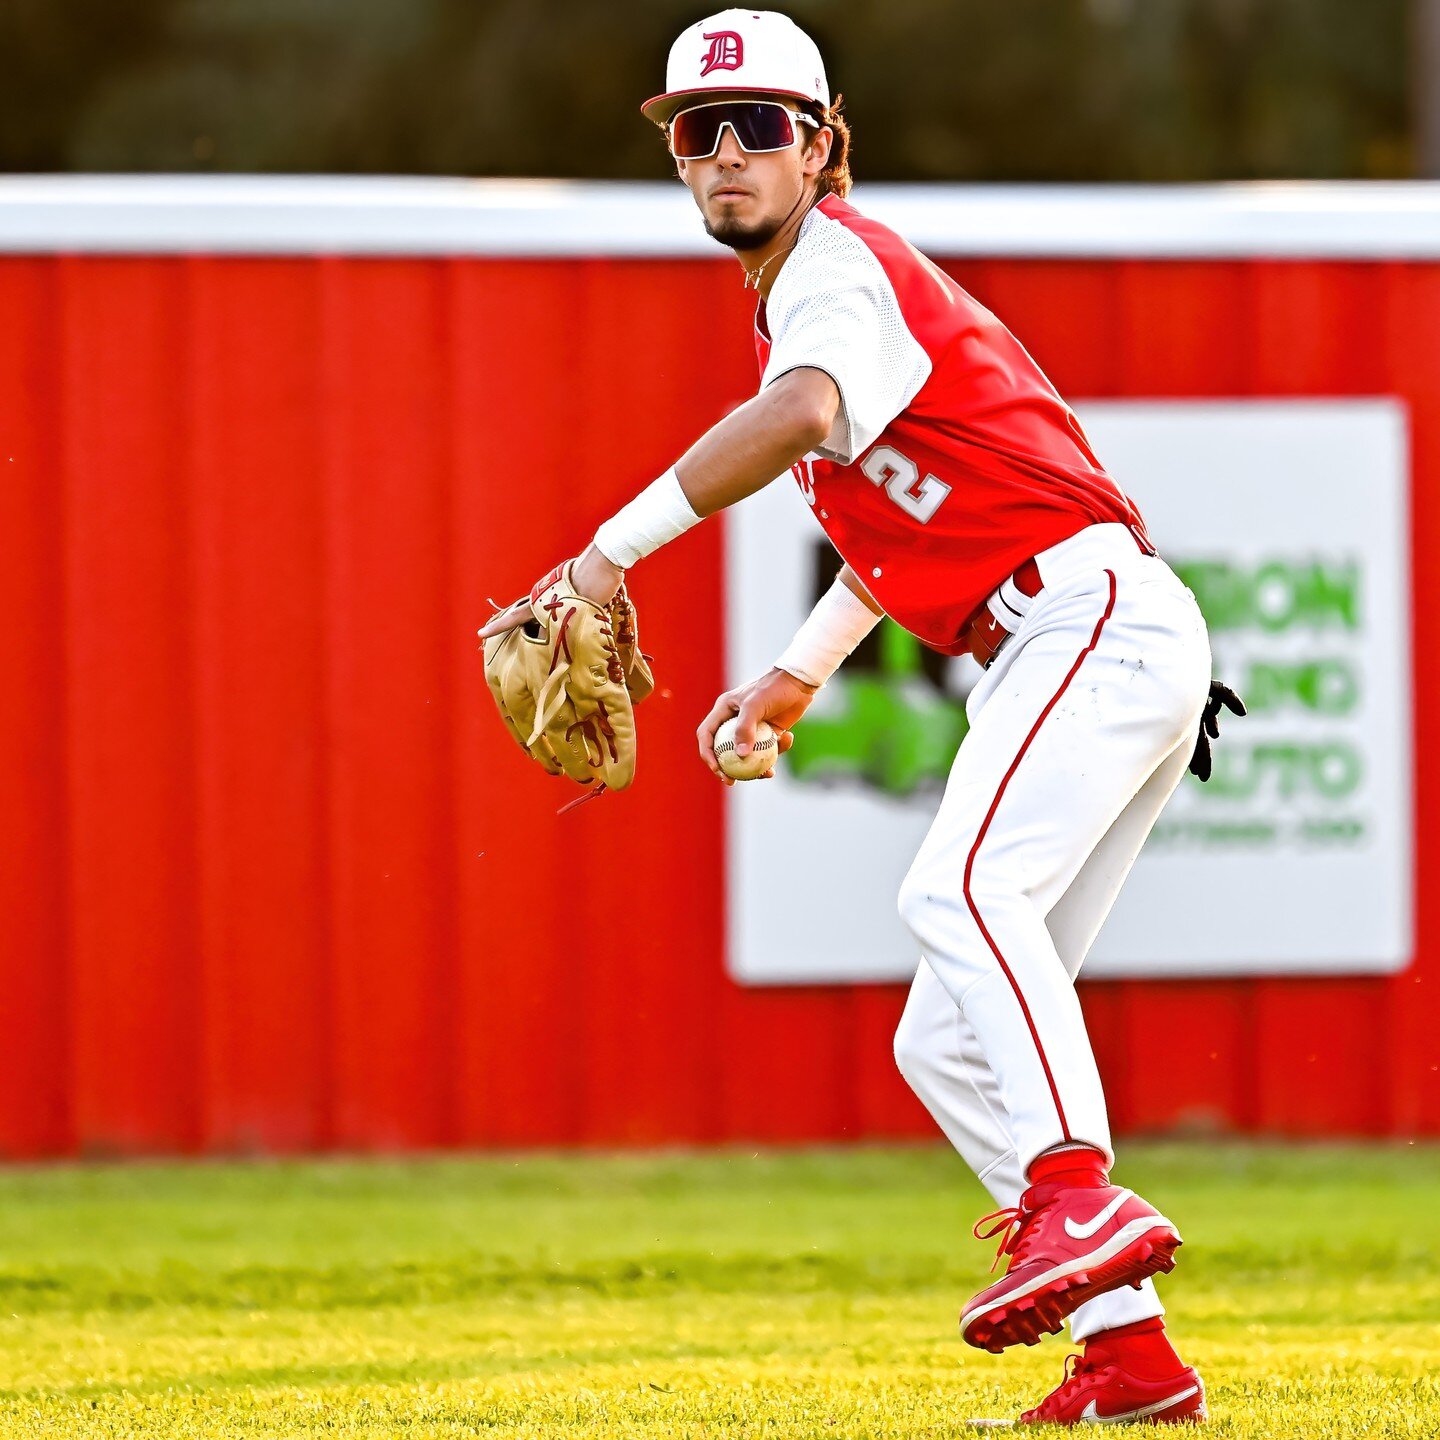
[972,1200,1044,1273]
[1026,1353,1107,1422]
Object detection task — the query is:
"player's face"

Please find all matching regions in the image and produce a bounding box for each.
[673,105,833,252]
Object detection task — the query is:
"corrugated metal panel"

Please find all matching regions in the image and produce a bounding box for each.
[0,250,1435,1158]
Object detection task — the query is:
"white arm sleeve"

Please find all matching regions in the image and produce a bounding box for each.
[761,217,932,464]
[775,576,882,687]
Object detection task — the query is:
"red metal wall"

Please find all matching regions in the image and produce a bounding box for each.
[1,252,1437,1159]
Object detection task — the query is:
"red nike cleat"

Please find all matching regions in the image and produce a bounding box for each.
[959,1183,1182,1352]
[1019,1352,1207,1425]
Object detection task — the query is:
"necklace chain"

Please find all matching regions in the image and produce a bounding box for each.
[742,242,798,291]
[739,190,822,292]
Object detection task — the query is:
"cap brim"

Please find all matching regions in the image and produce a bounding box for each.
[641,86,820,126]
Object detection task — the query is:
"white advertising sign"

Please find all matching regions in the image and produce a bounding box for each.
[726,400,1412,983]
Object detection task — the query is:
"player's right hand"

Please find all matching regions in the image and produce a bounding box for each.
[697,667,817,784]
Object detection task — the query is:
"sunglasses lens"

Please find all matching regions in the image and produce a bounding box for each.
[671,102,797,159]
[669,108,719,159]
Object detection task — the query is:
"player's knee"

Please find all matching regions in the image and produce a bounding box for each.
[898,851,1033,983]
[897,854,973,952]
[892,1004,937,1094]
[896,862,937,944]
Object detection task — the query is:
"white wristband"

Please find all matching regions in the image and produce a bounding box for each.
[776,577,882,687]
[593,467,702,569]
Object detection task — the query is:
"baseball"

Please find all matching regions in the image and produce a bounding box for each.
[714,718,779,780]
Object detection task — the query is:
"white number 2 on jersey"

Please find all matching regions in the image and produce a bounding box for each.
[860,444,953,525]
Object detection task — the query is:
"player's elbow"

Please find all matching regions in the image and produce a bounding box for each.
[768,370,840,451]
[794,404,837,452]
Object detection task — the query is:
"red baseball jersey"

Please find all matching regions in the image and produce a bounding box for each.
[754,193,1150,653]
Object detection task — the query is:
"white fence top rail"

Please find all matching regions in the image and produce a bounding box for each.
[2,175,1439,258]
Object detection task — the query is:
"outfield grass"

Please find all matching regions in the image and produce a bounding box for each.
[0,1144,1435,1436]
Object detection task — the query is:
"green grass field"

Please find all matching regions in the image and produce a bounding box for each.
[0,1144,1435,1437]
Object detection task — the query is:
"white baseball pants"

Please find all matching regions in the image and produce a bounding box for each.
[892,523,1212,1340]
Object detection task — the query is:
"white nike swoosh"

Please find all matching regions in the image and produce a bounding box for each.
[1079,1383,1201,1423]
[1063,1188,1134,1241]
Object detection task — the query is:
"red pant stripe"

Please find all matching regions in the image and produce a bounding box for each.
[962,569,1119,1146]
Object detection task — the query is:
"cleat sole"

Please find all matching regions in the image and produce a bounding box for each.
[961,1228,1182,1353]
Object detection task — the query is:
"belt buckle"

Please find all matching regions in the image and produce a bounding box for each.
[967,557,1042,669]
[967,610,1009,669]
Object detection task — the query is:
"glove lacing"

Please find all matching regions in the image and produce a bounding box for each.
[525,603,579,747]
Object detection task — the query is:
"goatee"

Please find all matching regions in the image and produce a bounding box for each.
[703,212,784,252]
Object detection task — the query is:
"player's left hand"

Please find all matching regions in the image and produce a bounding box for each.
[1189,680,1246,782]
[478,544,625,639]
[480,560,654,796]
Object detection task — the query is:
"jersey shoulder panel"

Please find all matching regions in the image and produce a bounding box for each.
[814,195,1091,432]
[761,204,932,463]
[811,194,979,354]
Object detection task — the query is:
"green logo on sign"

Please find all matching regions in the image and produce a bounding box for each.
[790,620,968,795]
[1173,558,1360,633]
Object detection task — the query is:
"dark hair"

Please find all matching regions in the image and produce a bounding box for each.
[803,93,852,199]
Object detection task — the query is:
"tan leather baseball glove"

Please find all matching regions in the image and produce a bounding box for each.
[482,561,655,796]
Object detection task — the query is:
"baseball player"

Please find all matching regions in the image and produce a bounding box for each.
[481,8,1243,1426]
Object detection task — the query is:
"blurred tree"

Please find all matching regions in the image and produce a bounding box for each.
[0,0,1414,180]
[1419,0,1440,175]
[0,0,181,167]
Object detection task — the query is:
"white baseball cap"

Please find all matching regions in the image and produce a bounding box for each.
[641,9,830,126]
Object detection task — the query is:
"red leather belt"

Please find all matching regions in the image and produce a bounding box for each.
[961,556,1044,669]
[959,524,1153,669]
